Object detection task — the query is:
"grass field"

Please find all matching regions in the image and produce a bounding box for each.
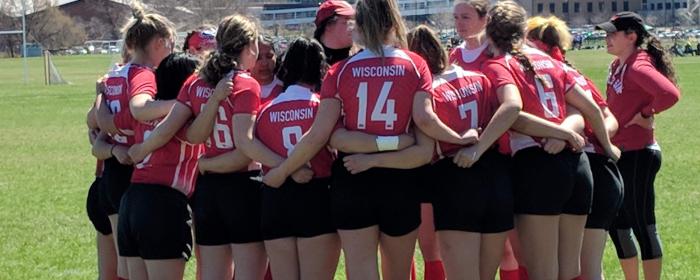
[0,51,698,279]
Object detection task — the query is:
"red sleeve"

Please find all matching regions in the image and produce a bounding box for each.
[320,62,342,100]
[230,76,261,115]
[482,59,516,89]
[628,62,680,116]
[128,67,157,99]
[448,48,459,64]
[562,64,578,94]
[176,75,196,109]
[413,54,433,93]
[585,77,607,108]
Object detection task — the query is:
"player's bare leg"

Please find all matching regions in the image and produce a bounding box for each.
[438,230,480,279]
[108,214,129,279]
[516,214,559,280]
[559,214,587,279]
[581,228,608,280]
[298,233,341,280]
[642,258,662,280]
[96,233,118,280]
[231,242,268,280]
[480,232,508,280]
[125,257,147,280]
[379,229,418,280]
[198,245,234,280]
[339,226,380,280]
[144,259,185,280]
[265,237,300,280]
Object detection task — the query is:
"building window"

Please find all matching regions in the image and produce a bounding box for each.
[624,1,629,10]
[588,2,593,12]
[599,1,604,11]
[537,3,544,13]
[674,2,680,9]
[612,1,617,11]
[563,2,569,13]
[665,2,671,9]
[657,3,662,9]
[574,2,580,12]
[650,3,654,10]
[550,2,555,12]
[683,2,688,8]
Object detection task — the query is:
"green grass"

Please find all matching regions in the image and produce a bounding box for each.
[0,51,698,279]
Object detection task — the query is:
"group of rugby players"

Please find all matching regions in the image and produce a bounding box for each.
[84,0,680,279]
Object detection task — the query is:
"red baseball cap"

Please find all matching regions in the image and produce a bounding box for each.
[187,29,217,52]
[315,0,355,26]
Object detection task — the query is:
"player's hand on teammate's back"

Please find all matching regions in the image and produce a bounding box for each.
[113,145,134,165]
[290,167,314,184]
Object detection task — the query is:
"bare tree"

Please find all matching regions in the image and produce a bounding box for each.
[0,1,21,57]
[26,0,85,50]
[428,12,453,34]
[142,0,246,30]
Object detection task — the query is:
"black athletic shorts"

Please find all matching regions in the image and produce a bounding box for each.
[586,152,624,229]
[432,149,514,233]
[86,177,113,235]
[98,157,133,215]
[415,164,436,203]
[190,171,264,245]
[261,177,336,240]
[118,183,192,260]
[512,147,593,215]
[330,154,421,237]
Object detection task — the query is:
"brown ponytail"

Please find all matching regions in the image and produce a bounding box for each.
[640,34,677,84]
[487,1,549,87]
[355,0,407,57]
[199,15,258,86]
[407,25,449,75]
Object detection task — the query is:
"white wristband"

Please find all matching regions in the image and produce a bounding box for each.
[376,136,399,152]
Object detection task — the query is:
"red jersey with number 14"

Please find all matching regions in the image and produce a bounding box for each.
[482,47,573,154]
[102,63,157,146]
[431,65,495,157]
[129,119,204,196]
[256,85,334,178]
[176,71,261,159]
[321,46,433,135]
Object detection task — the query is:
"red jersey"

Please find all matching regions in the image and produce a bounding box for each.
[259,77,284,105]
[562,65,609,154]
[129,119,204,196]
[176,71,261,160]
[483,47,573,154]
[606,50,680,151]
[256,85,334,178]
[431,65,495,157]
[321,46,433,135]
[102,63,157,146]
[449,42,491,72]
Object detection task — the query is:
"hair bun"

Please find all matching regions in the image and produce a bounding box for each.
[131,2,146,20]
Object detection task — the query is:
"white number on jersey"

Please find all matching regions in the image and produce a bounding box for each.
[282,126,303,156]
[201,104,234,149]
[535,74,560,118]
[108,100,128,144]
[458,100,479,128]
[356,81,398,130]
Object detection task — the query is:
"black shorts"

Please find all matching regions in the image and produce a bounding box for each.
[98,158,133,215]
[118,183,192,260]
[261,177,336,240]
[586,153,624,229]
[432,150,514,233]
[330,155,421,237]
[415,164,435,203]
[512,147,593,215]
[86,177,113,235]
[190,171,263,245]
